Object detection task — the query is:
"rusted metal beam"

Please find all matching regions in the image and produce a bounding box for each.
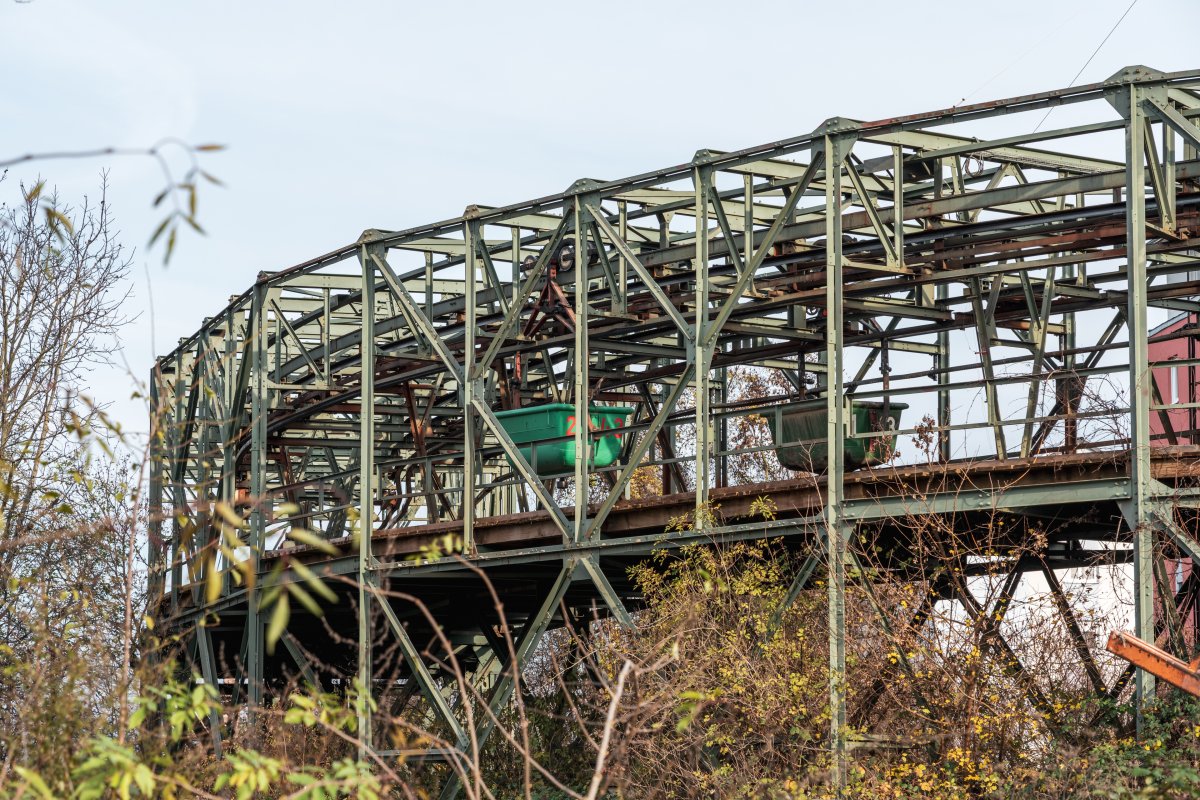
[1107,631,1200,698]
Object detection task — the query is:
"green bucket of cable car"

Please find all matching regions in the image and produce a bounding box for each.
[766,399,907,472]
[493,403,635,477]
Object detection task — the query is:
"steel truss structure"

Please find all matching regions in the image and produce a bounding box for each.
[152,66,1200,794]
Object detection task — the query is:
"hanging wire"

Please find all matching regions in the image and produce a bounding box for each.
[1033,0,1141,132]
[952,6,1087,108]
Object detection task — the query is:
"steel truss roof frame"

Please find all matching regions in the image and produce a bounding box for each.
[150,66,1200,792]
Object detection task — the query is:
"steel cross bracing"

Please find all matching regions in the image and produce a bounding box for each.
[149,66,1200,791]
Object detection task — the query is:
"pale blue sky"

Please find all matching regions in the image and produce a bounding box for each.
[1,0,1196,442]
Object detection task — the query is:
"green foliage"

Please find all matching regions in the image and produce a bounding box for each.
[214,751,283,800]
[609,539,836,797]
[128,673,218,740]
[1,140,224,264]
[0,665,389,799]
[1069,695,1200,800]
[73,739,156,800]
[20,179,73,242]
[285,683,371,735]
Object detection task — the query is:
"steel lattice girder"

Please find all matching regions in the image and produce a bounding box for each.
[149,65,1200,787]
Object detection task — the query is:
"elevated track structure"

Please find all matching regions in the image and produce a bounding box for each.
[151,66,1200,793]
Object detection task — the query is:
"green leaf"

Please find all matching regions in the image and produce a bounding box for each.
[259,581,283,611]
[165,226,177,264]
[13,766,55,799]
[24,180,46,203]
[287,581,325,618]
[292,561,337,603]
[147,215,172,248]
[287,527,338,555]
[45,206,75,237]
[266,592,289,653]
[205,555,223,605]
[214,501,247,530]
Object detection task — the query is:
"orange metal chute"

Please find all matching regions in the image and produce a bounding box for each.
[1106,631,1200,698]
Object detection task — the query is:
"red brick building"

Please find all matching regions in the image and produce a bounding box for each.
[1150,311,1199,648]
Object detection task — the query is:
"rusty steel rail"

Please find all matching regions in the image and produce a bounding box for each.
[1107,631,1200,698]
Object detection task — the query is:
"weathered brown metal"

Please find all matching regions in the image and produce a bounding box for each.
[1107,631,1200,698]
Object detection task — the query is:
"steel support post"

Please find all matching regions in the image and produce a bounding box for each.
[1124,84,1157,721]
[247,284,268,713]
[169,350,184,613]
[193,337,217,607]
[1061,257,1078,454]
[892,145,904,266]
[573,196,592,543]
[510,228,521,310]
[196,624,224,757]
[717,366,728,488]
[463,221,479,553]
[147,372,165,606]
[694,166,713,525]
[357,246,377,752]
[617,200,628,313]
[824,129,852,791]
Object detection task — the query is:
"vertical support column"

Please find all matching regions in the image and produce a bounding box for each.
[572,196,591,542]
[717,367,728,489]
[147,370,165,606]
[196,625,224,758]
[936,281,952,463]
[195,336,214,596]
[510,226,522,516]
[424,252,434,320]
[1061,256,1078,454]
[247,284,268,712]
[617,201,628,314]
[169,350,184,613]
[744,173,754,285]
[357,246,377,752]
[1124,85,1156,721]
[824,132,850,790]
[463,221,478,553]
[892,145,904,262]
[694,165,713,525]
[222,306,239,501]
[511,228,521,308]
[1161,116,1176,234]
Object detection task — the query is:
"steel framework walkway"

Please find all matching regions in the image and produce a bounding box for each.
[151,65,1200,793]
